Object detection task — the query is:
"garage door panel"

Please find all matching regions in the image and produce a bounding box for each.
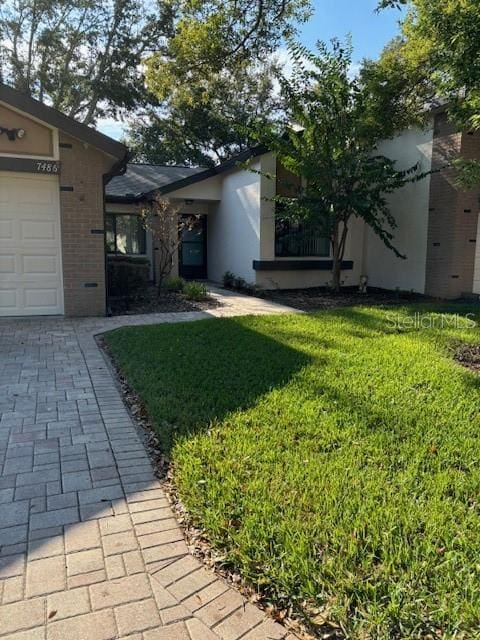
[0,172,64,316]
[24,288,59,309]
[0,255,15,273]
[0,289,18,309]
[18,183,57,206]
[0,219,13,240]
[21,219,58,241]
[22,254,59,275]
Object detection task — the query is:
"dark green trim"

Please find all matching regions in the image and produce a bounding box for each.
[253,260,354,271]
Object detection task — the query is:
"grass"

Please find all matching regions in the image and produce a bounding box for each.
[105,305,480,639]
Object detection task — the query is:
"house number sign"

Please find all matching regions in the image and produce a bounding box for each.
[0,157,62,175]
[35,160,60,174]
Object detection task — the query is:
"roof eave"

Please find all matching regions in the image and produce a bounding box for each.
[0,83,127,159]
[142,145,268,200]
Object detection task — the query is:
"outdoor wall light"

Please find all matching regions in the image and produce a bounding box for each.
[359,274,369,294]
[0,126,26,141]
[185,199,194,205]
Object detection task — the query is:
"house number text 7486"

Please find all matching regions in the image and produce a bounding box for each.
[36,161,60,173]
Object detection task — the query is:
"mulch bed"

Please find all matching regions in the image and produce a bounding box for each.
[455,344,480,373]
[258,286,435,311]
[108,285,221,316]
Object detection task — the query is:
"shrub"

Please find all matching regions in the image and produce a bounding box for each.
[107,256,150,299]
[223,271,236,288]
[183,281,209,301]
[234,276,246,290]
[165,276,185,292]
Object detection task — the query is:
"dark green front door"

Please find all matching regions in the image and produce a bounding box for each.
[179,215,207,279]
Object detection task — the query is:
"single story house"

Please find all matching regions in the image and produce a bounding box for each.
[1,81,480,318]
[106,113,480,300]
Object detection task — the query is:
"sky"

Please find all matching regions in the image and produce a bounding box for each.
[97,0,405,140]
[299,0,404,63]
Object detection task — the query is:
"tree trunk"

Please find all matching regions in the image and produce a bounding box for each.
[331,222,342,292]
[331,218,349,293]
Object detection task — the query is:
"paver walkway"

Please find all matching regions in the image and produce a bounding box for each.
[0,289,298,640]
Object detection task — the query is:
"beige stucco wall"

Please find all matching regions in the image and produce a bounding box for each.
[207,161,261,284]
[363,126,434,293]
[256,153,365,290]
[168,174,222,200]
[0,103,55,157]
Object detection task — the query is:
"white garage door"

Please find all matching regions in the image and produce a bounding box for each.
[0,172,64,316]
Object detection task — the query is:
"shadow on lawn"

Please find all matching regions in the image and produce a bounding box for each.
[105,317,313,455]
[105,305,480,453]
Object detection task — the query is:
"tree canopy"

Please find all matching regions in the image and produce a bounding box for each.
[129,62,280,166]
[0,0,310,128]
[378,0,480,184]
[0,0,168,123]
[140,0,310,164]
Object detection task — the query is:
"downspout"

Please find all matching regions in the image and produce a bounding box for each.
[102,150,131,316]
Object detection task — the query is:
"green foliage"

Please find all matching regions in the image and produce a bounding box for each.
[165,276,185,292]
[183,281,209,301]
[105,306,480,638]
[379,0,480,132]
[134,0,311,163]
[222,271,236,288]
[130,62,280,166]
[254,40,428,290]
[145,0,311,97]
[0,0,167,123]
[106,256,150,299]
[233,276,247,290]
[0,0,309,130]
[377,0,480,187]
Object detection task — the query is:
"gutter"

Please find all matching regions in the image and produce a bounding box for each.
[102,150,132,316]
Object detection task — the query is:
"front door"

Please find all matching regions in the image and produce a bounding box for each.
[179,215,207,279]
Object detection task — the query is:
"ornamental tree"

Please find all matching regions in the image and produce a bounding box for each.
[255,40,428,291]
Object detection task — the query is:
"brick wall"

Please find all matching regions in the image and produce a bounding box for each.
[425,114,480,298]
[59,133,118,316]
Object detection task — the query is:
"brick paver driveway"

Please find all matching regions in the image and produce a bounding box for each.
[0,291,297,640]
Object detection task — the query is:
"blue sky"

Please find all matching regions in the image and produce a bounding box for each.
[98,0,405,139]
[299,0,404,61]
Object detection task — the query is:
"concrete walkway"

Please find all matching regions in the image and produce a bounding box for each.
[0,289,298,640]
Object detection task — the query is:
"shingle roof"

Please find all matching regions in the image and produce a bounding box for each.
[106,163,208,200]
[105,147,268,202]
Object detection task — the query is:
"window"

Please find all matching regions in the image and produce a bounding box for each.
[106,214,146,255]
[275,161,329,258]
[275,218,330,257]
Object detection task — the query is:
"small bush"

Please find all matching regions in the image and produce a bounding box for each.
[234,276,246,290]
[165,276,185,292]
[183,281,209,301]
[107,256,150,299]
[223,271,236,288]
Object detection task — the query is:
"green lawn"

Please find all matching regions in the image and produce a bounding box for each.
[105,306,480,639]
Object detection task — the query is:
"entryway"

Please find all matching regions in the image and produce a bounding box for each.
[179,214,207,279]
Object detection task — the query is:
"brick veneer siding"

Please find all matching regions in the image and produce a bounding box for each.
[425,114,480,298]
[59,133,118,316]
